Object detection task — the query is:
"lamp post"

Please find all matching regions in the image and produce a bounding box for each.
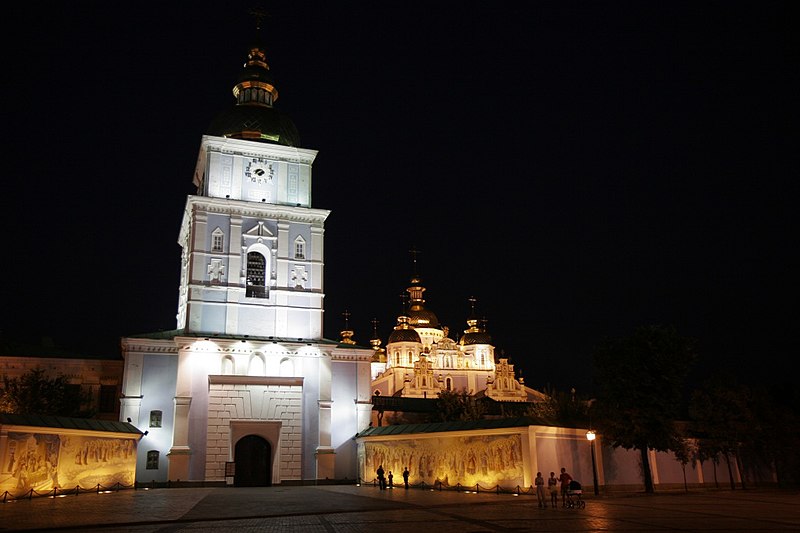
[586,430,599,495]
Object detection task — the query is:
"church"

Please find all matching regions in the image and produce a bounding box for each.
[118,28,374,487]
[118,22,543,488]
[367,270,545,404]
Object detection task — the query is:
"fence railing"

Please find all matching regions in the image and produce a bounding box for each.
[1,481,134,503]
[1,478,542,504]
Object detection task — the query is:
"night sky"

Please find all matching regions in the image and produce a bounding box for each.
[3,2,795,393]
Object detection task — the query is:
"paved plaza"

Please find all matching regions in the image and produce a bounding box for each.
[1,484,799,532]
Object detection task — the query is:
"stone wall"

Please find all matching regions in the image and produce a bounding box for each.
[206,382,303,481]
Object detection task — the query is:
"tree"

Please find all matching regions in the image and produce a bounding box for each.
[0,368,94,417]
[524,385,590,427]
[434,388,486,422]
[592,324,697,493]
[689,374,752,489]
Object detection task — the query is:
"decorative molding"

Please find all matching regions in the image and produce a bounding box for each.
[208,375,303,386]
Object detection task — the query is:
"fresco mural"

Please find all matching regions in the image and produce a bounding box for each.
[363,434,524,488]
[1,432,137,494]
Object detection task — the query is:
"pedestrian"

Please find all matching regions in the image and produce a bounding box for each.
[376,465,386,490]
[535,471,546,508]
[559,467,573,507]
[547,471,559,508]
[402,466,410,489]
[388,470,394,488]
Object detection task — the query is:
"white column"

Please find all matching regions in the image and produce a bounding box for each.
[316,356,334,479]
[168,348,193,480]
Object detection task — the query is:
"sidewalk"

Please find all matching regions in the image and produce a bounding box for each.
[2,484,799,532]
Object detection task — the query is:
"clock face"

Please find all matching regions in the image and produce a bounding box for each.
[247,159,274,184]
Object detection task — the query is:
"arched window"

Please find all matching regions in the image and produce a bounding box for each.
[246,251,267,298]
[211,228,224,252]
[221,356,234,375]
[445,377,452,391]
[294,236,306,259]
[279,357,294,377]
[248,354,265,376]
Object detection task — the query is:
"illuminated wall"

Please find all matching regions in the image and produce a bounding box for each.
[358,424,759,492]
[0,428,139,495]
[362,433,526,488]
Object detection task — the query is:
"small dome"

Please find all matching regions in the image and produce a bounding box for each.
[407,307,440,329]
[207,105,300,147]
[388,327,421,344]
[459,317,492,346]
[207,44,300,147]
[459,330,492,345]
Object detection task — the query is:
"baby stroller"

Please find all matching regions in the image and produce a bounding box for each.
[565,480,585,509]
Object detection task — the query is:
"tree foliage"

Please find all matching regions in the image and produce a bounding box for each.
[0,368,94,417]
[689,375,800,488]
[592,324,697,493]
[434,388,486,422]
[524,385,590,427]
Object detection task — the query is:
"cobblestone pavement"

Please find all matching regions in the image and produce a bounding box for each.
[2,484,799,532]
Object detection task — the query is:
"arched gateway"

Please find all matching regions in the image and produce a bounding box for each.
[234,435,271,486]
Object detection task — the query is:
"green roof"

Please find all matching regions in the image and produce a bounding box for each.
[356,416,539,437]
[0,413,143,435]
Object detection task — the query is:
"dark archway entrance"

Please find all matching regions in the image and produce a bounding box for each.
[234,435,272,487]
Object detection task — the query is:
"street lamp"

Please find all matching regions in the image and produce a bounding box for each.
[586,430,599,495]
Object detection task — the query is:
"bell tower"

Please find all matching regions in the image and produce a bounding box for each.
[175,26,329,340]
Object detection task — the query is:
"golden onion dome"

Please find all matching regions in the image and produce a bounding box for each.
[207,34,300,146]
[387,315,421,344]
[407,307,440,329]
[459,317,492,346]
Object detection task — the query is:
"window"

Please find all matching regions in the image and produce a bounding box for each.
[246,251,266,298]
[149,410,162,428]
[221,356,234,375]
[99,385,117,413]
[279,357,294,377]
[66,383,82,399]
[146,450,159,470]
[294,237,305,259]
[211,228,224,252]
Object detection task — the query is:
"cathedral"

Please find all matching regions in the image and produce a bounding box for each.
[367,270,545,403]
[118,21,543,488]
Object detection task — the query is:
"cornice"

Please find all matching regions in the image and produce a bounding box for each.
[201,135,318,166]
[185,195,330,224]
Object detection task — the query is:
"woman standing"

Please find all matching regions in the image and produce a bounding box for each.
[535,472,546,508]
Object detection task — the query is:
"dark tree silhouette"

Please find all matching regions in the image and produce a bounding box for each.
[592,324,697,493]
[434,388,486,422]
[0,368,94,417]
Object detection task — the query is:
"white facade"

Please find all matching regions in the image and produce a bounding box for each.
[119,41,373,485]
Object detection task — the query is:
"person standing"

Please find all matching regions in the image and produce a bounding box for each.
[559,467,573,507]
[402,466,410,489]
[376,465,386,490]
[535,471,546,508]
[548,471,559,508]
[388,470,394,488]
